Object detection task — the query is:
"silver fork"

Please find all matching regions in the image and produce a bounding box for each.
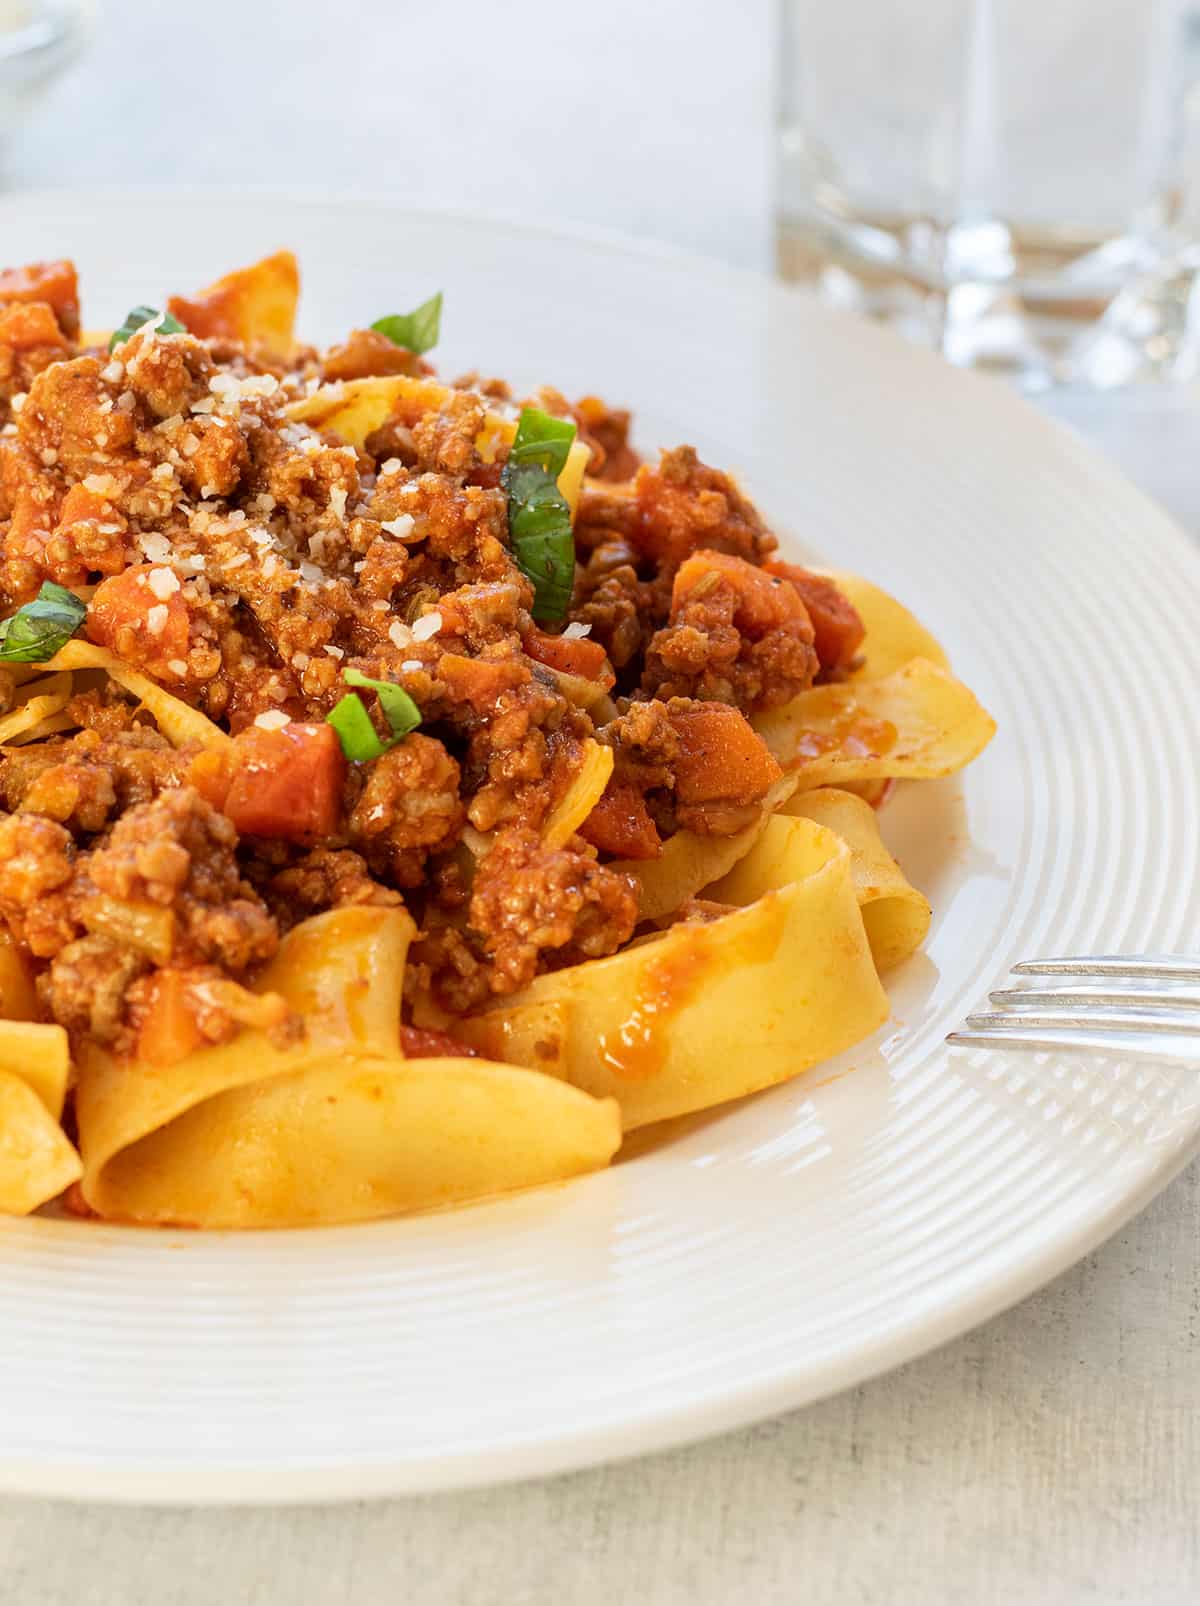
[947,956,1200,1065]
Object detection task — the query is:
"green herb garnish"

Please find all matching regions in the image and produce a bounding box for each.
[370,292,443,356]
[109,306,185,352]
[503,407,577,624]
[0,581,87,663]
[326,667,421,761]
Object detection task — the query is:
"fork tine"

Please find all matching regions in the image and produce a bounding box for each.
[989,987,1200,1011]
[966,1008,1200,1036]
[1011,957,1200,981]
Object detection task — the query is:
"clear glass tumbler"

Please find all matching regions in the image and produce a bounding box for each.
[0,1,91,170]
[776,0,1200,387]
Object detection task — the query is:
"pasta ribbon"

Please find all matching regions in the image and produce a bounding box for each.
[0,671,73,745]
[285,376,591,517]
[0,1021,71,1120]
[74,905,619,1226]
[781,788,931,971]
[826,571,951,681]
[167,251,300,357]
[611,773,798,922]
[543,739,613,850]
[754,657,995,790]
[470,813,889,1130]
[44,641,230,750]
[0,1073,82,1216]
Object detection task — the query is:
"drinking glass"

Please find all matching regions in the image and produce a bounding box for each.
[776,0,1200,387]
[0,1,91,168]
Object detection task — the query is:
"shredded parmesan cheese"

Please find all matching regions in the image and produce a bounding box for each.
[411,611,442,641]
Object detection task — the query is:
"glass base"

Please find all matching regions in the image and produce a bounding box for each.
[777,214,1200,391]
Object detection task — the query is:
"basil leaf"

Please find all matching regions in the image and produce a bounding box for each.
[503,407,577,623]
[370,292,443,356]
[327,692,389,761]
[0,580,87,663]
[342,667,421,739]
[326,668,421,761]
[508,407,575,476]
[109,306,185,352]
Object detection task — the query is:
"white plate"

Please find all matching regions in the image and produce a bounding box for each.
[2,193,1199,1506]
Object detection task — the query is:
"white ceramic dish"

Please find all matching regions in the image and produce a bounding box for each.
[1,192,1198,1505]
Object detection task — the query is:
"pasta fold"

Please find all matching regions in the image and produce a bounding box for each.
[781,788,931,971]
[469,814,889,1130]
[73,905,619,1226]
[754,657,995,790]
[44,641,230,750]
[0,1073,82,1216]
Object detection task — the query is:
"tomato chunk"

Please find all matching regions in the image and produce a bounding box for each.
[88,564,191,679]
[764,562,865,671]
[579,780,662,859]
[672,549,810,638]
[0,301,68,354]
[401,1024,479,1059]
[668,702,782,806]
[523,627,614,686]
[0,260,80,337]
[135,971,203,1068]
[223,722,346,842]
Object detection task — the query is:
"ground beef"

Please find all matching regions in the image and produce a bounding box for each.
[18,354,137,479]
[468,827,638,996]
[40,934,149,1045]
[598,699,680,791]
[1,726,193,833]
[85,788,278,972]
[0,813,78,958]
[572,395,641,482]
[348,734,464,885]
[258,847,404,931]
[630,446,777,571]
[321,328,423,383]
[571,553,658,672]
[642,549,818,711]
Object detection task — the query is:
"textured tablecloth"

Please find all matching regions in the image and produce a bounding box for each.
[2,3,1200,1600]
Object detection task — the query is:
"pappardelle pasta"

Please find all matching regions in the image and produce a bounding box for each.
[0,252,995,1226]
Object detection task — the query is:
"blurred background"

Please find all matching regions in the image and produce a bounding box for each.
[0,0,772,267]
[4,0,1200,504]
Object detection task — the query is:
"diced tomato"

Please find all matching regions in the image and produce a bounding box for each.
[0,300,68,354]
[437,652,527,712]
[764,562,865,671]
[187,749,232,812]
[135,971,204,1067]
[522,626,615,688]
[57,482,112,529]
[88,564,191,679]
[579,780,662,859]
[322,328,423,382]
[222,721,346,842]
[668,702,782,805]
[401,1024,479,1059]
[0,260,80,337]
[672,549,810,638]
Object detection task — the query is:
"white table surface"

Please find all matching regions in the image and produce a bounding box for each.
[3,3,1200,1601]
